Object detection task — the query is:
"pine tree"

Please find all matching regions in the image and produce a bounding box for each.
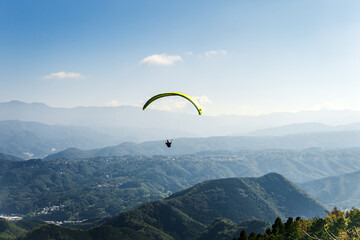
[239,229,248,240]
[271,217,284,235]
[284,217,301,239]
[248,232,256,240]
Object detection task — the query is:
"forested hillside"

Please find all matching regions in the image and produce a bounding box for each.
[2,149,360,220]
[18,173,325,240]
[300,170,360,209]
[45,132,360,160]
[9,196,360,240]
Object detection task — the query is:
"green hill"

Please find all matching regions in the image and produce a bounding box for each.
[196,218,269,240]
[20,173,325,239]
[0,219,26,240]
[17,224,90,240]
[105,200,206,240]
[1,149,355,221]
[164,173,325,224]
[99,173,325,239]
[300,170,360,209]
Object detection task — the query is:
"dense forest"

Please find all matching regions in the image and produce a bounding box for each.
[2,149,360,239]
[2,149,360,220]
[233,207,360,240]
[1,207,359,240]
[1,173,326,240]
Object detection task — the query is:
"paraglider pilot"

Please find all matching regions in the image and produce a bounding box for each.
[165,139,172,148]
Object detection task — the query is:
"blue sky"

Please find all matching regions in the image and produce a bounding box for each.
[1,0,360,115]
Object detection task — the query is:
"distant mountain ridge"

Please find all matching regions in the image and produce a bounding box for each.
[0,101,198,142]
[0,120,126,159]
[4,100,360,138]
[247,122,360,136]
[5,119,360,161]
[5,101,360,159]
[45,131,360,160]
[0,152,22,161]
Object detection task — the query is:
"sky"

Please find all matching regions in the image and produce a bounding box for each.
[1,0,360,116]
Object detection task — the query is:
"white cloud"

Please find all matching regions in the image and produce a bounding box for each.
[106,100,121,107]
[139,54,182,66]
[43,71,83,79]
[205,49,227,57]
[195,95,212,105]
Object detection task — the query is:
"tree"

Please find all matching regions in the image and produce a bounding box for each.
[284,217,301,239]
[239,229,248,240]
[248,232,256,240]
[272,217,284,235]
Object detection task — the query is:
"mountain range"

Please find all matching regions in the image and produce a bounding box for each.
[44,131,360,161]
[4,100,360,139]
[6,120,360,159]
[18,173,325,240]
[2,148,358,221]
[0,120,126,159]
[247,122,360,136]
[5,100,360,159]
[2,100,360,239]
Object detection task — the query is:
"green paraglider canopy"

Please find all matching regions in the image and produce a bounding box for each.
[143,92,202,115]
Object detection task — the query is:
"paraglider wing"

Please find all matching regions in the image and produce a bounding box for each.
[142,92,202,115]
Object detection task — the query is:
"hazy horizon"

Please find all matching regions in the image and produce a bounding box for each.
[4,99,360,118]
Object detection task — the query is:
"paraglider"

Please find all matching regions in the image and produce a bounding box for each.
[165,139,172,148]
[143,92,203,148]
[142,92,202,115]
